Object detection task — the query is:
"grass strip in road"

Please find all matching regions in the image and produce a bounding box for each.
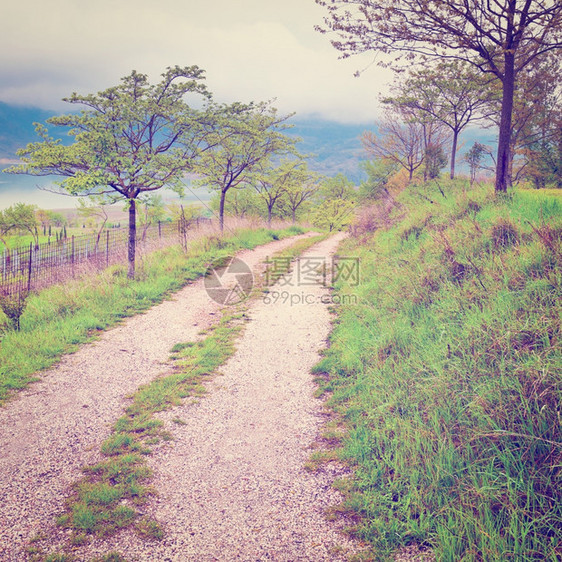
[35,230,330,561]
[0,225,305,406]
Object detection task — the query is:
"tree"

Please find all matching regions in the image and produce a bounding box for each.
[362,113,425,182]
[464,142,490,187]
[0,203,39,251]
[424,143,448,180]
[193,101,295,232]
[316,0,562,192]
[383,61,496,179]
[77,197,109,250]
[138,194,167,241]
[283,162,320,223]
[482,53,562,185]
[317,173,357,201]
[359,158,399,200]
[310,198,356,231]
[251,159,307,226]
[311,174,357,231]
[6,66,214,278]
[211,189,264,218]
[522,109,562,188]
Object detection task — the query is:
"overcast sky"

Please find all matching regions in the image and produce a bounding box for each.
[1,0,392,123]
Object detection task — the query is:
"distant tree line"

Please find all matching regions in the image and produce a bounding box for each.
[360,55,562,191]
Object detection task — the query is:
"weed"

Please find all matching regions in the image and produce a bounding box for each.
[0,287,29,330]
[491,217,519,249]
[135,517,164,540]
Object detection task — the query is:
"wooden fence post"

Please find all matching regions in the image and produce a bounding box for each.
[27,242,32,292]
[106,230,110,267]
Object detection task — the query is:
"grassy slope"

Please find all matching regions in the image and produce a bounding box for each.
[316,181,561,561]
[0,226,304,405]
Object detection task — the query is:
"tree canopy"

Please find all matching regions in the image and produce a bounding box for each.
[193,101,296,231]
[7,66,215,278]
[316,0,562,192]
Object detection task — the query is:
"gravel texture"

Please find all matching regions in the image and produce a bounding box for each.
[0,233,322,561]
[0,232,363,561]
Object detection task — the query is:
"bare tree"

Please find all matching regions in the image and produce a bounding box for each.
[362,112,425,182]
[383,60,496,179]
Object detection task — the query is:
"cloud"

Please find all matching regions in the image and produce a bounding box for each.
[1,0,392,122]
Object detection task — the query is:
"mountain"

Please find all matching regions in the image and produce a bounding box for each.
[288,118,371,182]
[0,102,57,159]
[0,102,497,209]
[0,103,373,207]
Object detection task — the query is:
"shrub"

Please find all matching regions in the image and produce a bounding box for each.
[491,218,519,249]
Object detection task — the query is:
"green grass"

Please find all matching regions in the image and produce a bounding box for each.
[0,225,305,405]
[54,310,245,547]
[315,179,562,560]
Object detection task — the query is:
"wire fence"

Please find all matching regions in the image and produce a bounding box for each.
[0,217,212,305]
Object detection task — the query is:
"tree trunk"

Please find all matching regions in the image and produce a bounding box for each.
[496,53,515,193]
[292,208,296,224]
[219,189,226,233]
[450,130,458,180]
[127,198,136,279]
[267,206,273,227]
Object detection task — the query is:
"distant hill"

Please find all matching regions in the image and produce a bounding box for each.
[288,119,371,183]
[0,102,498,208]
[0,102,372,175]
[0,102,57,159]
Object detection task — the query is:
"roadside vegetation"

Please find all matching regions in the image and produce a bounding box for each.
[314,179,561,560]
[0,225,304,405]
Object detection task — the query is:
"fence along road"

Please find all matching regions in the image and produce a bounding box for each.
[0,217,212,303]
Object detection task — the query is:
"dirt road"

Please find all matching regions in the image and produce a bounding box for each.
[0,232,360,561]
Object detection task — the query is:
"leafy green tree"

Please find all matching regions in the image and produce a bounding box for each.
[193,101,295,231]
[310,199,355,232]
[210,189,265,219]
[251,159,312,226]
[0,203,39,250]
[77,197,110,250]
[6,66,214,278]
[310,174,357,231]
[424,143,448,180]
[317,173,356,201]
[283,162,320,223]
[316,0,562,192]
[359,158,399,200]
[137,194,167,240]
[464,142,491,187]
[523,114,562,189]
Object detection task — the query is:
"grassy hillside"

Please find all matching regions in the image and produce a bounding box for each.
[316,181,561,560]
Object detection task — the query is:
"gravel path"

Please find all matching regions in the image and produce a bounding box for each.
[0,233,327,562]
[77,231,359,562]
